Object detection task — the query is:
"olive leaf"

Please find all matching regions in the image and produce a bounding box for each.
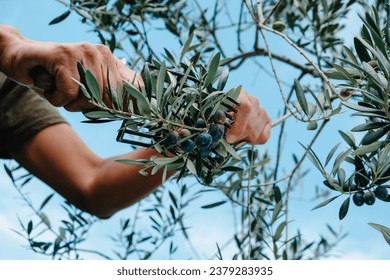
[49,10,71,25]
[368,223,390,246]
[312,195,341,211]
[339,196,350,220]
[294,79,309,116]
[85,70,102,104]
[203,52,221,89]
[201,200,227,209]
[124,83,151,116]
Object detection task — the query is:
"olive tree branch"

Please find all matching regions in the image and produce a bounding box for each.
[259,24,339,98]
[87,99,207,132]
[271,110,295,128]
[243,5,340,125]
[257,27,299,121]
[244,1,338,99]
[194,0,227,58]
[223,49,316,74]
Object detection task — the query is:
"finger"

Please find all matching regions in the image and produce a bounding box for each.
[257,121,272,144]
[226,106,250,143]
[31,66,56,93]
[249,109,271,144]
[48,66,79,107]
[64,96,96,112]
[226,91,252,143]
[116,58,144,89]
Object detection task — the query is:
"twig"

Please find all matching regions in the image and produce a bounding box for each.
[247,145,255,258]
[194,0,227,58]
[284,119,329,247]
[271,110,295,128]
[237,1,245,52]
[263,0,284,25]
[243,4,339,124]
[223,49,316,75]
[258,27,299,120]
[256,0,265,23]
[272,73,305,194]
[243,0,256,20]
[259,24,339,98]
[130,201,143,260]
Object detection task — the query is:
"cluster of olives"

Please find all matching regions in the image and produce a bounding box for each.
[162,109,227,158]
[352,186,389,207]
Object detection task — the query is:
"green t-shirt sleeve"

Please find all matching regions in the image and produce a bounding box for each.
[0,75,67,158]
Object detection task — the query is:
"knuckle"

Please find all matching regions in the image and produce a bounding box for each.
[239,99,250,111]
[47,93,65,107]
[54,44,74,62]
[226,129,239,143]
[96,43,112,56]
[75,42,100,59]
[250,96,259,106]
[134,73,144,88]
[79,41,94,51]
[63,104,78,112]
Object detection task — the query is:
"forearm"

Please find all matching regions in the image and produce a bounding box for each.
[89,148,175,218]
[11,123,173,218]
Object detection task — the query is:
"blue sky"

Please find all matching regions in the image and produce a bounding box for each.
[0,0,390,260]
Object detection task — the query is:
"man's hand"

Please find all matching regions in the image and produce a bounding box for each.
[226,88,271,144]
[0,25,142,111]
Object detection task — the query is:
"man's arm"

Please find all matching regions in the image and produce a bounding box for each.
[10,123,170,218]
[1,25,271,219]
[9,88,271,219]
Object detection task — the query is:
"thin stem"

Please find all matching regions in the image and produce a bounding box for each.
[259,24,339,98]
[273,73,305,186]
[263,0,284,25]
[194,0,227,58]
[271,110,295,128]
[223,49,316,75]
[243,5,338,124]
[130,201,143,260]
[243,0,256,20]
[252,173,294,187]
[89,99,206,132]
[247,145,255,259]
[237,1,245,52]
[258,27,298,120]
[284,119,328,248]
[244,0,338,98]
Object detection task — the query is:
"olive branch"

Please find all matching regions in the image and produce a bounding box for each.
[73,52,248,184]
